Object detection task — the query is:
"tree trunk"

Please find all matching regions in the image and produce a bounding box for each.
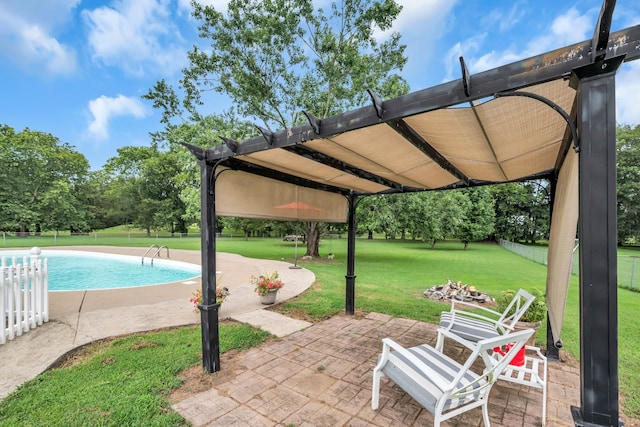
[305,222,321,257]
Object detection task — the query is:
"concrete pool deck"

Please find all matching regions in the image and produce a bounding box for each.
[0,246,315,400]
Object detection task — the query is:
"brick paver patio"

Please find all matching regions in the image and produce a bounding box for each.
[174,312,580,426]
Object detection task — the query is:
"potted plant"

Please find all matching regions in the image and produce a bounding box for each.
[189,285,230,313]
[496,288,546,346]
[251,271,285,304]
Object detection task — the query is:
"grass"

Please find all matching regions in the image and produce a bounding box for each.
[0,323,270,426]
[1,234,639,419]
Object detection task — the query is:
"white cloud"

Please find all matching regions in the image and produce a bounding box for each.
[464,7,593,74]
[0,1,78,77]
[87,95,149,140]
[83,0,187,77]
[372,0,457,43]
[617,61,640,126]
[443,35,485,82]
[392,0,457,35]
[528,8,592,55]
[482,2,527,32]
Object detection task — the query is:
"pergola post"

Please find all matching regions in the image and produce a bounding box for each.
[546,177,561,362]
[570,54,624,426]
[199,160,221,373]
[345,193,357,315]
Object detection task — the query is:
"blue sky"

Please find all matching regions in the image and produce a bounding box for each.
[1,0,639,170]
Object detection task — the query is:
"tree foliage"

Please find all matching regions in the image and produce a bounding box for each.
[617,124,640,244]
[490,181,550,244]
[0,125,91,234]
[158,0,409,129]
[457,187,495,249]
[145,0,409,257]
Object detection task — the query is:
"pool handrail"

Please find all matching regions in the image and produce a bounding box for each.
[141,244,158,265]
[150,246,169,265]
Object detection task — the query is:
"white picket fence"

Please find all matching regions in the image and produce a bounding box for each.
[1,248,49,345]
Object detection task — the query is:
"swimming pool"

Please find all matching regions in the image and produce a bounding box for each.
[0,250,201,291]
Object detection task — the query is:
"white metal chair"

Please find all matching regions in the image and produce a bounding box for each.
[492,345,548,426]
[372,328,534,427]
[435,288,536,352]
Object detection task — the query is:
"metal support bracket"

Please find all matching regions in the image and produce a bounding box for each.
[302,111,322,135]
[494,90,580,152]
[367,89,385,119]
[460,56,471,97]
[220,136,238,153]
[255,125,274,145]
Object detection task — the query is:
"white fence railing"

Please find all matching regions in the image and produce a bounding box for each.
[1,247,49,345]
[498,239,640,289]
[498,238,581,276]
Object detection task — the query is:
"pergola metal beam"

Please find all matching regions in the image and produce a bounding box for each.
[202,24,640,162]
[221,157,351,196]
[592,0,616,63]
[387,118,470,186]
[283,145,413,191]
[469,104,509,181]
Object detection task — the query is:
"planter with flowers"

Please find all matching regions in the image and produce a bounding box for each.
[252,271,285,305]
[190,286,230,313]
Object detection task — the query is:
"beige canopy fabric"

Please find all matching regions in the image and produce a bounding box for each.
[214,79,579,340]
[215,168,348,222]
[546,149,579,343]
[232,79,575,194]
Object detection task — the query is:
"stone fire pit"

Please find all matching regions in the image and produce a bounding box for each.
[424,279,491,303]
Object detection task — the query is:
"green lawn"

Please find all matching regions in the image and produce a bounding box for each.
[1,234,638,420]
[0,324,270,426]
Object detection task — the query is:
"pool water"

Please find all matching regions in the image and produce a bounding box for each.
[0,250,200,291]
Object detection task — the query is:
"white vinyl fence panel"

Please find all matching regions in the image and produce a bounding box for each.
[1,248,49,345]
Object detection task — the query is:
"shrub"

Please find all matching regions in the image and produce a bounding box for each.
[497,288,546,323]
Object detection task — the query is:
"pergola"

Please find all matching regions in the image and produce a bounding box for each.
[183,2,640,425]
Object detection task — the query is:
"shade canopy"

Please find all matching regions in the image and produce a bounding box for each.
[184,23,640,344]
[216,167,348,222]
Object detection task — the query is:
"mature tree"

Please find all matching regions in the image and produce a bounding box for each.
[102,146,157,228]
[100,145,190,235]
[521,181,550,244]
[146,0,409,257]
[39,181,87,234]
[0,125,90,234]
[457,187,495,249]
[138,151,190,235]
[490,181,550,243]
[356,195,392,239]
[426,192,467,248]
[617,124,640,244]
